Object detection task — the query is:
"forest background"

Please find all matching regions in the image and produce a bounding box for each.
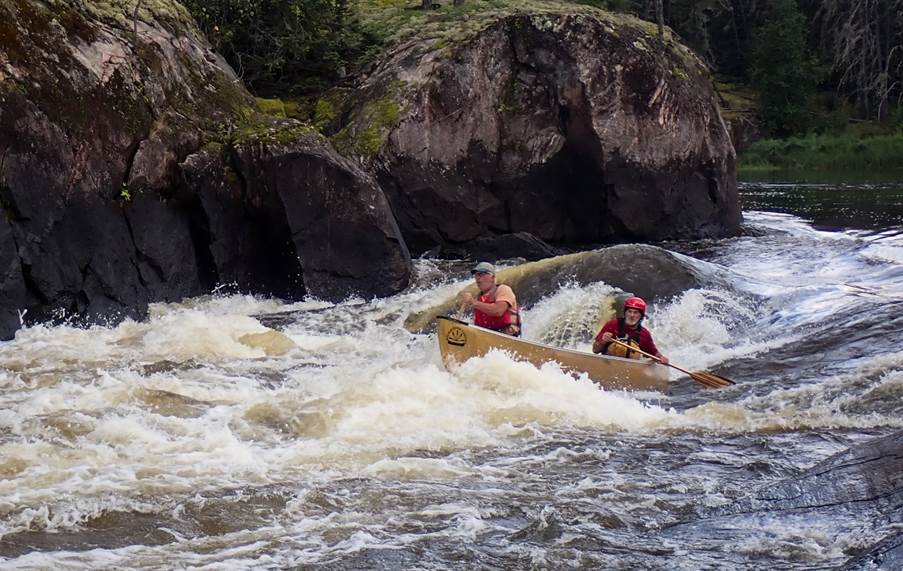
[180,0,903,170]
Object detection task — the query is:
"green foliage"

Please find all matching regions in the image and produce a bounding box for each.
[313,98,338,131]
[119,183,132,202]
[739,130,903,170]
[749,0,819,136]
[182,0,379,95]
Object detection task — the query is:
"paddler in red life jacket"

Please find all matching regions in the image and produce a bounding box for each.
[458,262,521,337]
[592,296,669,364]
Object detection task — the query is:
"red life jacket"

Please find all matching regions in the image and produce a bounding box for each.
[474,285,521,336]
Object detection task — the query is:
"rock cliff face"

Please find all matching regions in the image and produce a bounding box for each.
[182,130,410,302]
[337,12,741,254]
[1,2,741,339]
[0,0,410,339]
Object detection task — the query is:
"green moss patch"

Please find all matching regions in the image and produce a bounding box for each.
[215,112,320,147]
[255,97,288,118]
[331,96,400,157]
[354,0,657,50]
[78,0,195,33]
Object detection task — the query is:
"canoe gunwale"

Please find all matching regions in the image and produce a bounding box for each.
[436,316,670,393]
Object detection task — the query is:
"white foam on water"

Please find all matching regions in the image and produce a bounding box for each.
[685,350,903,432]
[724,519,849,562]
[4,283,897,541]
[1,210,901,570]
[861,241,903,265]
[520,281,618,349]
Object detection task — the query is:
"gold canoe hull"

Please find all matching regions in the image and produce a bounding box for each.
[437,316,670,393]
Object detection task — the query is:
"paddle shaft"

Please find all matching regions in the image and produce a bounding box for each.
[606,338,734,388]
[606,338,694,377]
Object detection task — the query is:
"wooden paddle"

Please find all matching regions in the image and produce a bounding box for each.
[606,338,735,389]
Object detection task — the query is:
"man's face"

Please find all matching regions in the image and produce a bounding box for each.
[624,308,642,326]
[473,271,495,293]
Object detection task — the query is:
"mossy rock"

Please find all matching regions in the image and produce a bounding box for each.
[216,113,320,147]
[331,96,401,158]
[78,0,196,32]
[256,97,288,118]
[354,0,663,52]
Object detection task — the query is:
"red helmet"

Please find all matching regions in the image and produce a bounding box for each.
[624,296,647,314]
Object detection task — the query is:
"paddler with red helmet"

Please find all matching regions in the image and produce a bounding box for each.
[592,296,669,364]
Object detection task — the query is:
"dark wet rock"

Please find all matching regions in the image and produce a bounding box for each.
[0,485,293,558]
[234,131,410,301]
[140,359,202,375]
[439,232,561,261]
[338,12,740,255]
[0,1,411,339]
[0,1,246,338]
[181,128,411,302]
[843,529,903,570]
[508,243,728,308]
[725,430,902,516]
[181,144,305,300]
[664,430,903,568]
[716,303,903,400]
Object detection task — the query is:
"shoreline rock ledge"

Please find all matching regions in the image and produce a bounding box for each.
[0,0,410,340]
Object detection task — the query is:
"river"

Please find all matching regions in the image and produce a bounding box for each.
[1,173,901,569]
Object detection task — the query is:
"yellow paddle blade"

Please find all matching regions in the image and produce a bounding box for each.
[689,371,735,389]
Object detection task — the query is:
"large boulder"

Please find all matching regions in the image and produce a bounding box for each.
[0,0,242,336]
[334,11,741,255]
[182,127,411,302]
[0,0,411,339]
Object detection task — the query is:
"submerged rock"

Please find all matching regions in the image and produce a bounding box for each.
[237,330,297,356]
[726,430,902,515]
[667,430,903,569]
[404,243,728,333]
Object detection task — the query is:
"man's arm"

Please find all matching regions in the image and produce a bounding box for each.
[641,331,669,364]
[592,322,616,354]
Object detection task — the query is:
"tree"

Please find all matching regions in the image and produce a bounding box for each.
[654,0,664,38]
[813,0,903,120]
[183,0,376,95]
[750,0,818,135]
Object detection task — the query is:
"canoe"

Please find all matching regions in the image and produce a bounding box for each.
[436,316,670,392]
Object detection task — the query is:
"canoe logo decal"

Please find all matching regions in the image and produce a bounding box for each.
[446,327,467,346]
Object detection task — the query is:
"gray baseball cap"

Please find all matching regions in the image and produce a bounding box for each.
[470,261,496,275]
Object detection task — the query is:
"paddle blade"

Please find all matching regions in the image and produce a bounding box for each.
[690,371,735,389]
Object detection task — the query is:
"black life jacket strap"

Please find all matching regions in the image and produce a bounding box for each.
[615,318,642,359]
